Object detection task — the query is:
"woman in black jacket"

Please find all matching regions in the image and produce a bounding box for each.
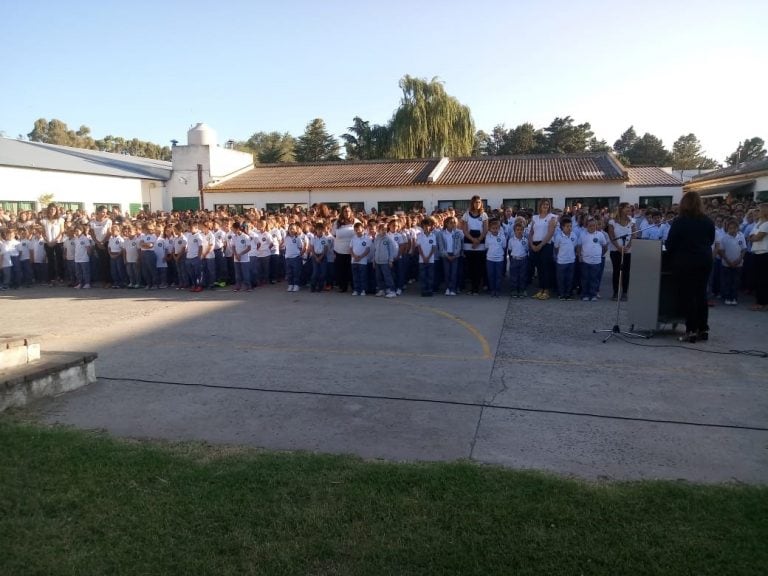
[665,192,715,342]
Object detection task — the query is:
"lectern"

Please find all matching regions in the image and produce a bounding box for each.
[627,239,683,333]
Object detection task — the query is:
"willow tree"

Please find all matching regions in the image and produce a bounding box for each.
[389,75,475,158]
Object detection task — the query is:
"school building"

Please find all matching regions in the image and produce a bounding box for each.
[1,122,683,216]
[683,157,768,202]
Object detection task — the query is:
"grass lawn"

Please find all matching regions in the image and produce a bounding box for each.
[1,419,766,576]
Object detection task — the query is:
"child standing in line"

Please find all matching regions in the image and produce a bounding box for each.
[108,225,127,288]
[139,223,159,290]
[201,221,217,290]
[5,229,20,289]
[310,221,329,293]
[416,217,437,297]
[577,217,607,301]
[73,226,92,289]
[718,218,747,306]
[438,216,463,296]
[507,220,529,298]
[283,222,305,292]
[254,219,273,287]
[0,230,12,290]
[185,221,204,293]
[155,227,170,289]
[17,228,33,287]
[373,222,398,298]
[124,225,141,288]
[230,221,252,292]
[484,218,506,297]
[172,224,188,289]
[554,217,577,300]
[63,227,77,286]
[350,221,371,296]
[31,226,48,285]
[388,218,408,295]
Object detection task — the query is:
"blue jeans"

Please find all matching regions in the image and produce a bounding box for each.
[110,257,126,286]
[720,266,740,301]
[19,259,33,286]
[556,262,575,297]
[186,256,202,287]
[311,259,326,290]
[126,262,139,285]
[234,261,251,288]
[442,256,458,293]
[75,261,91,286]
[581,263,601,298]
[351,263,367,293]
[508,257,527,292]
[486,259,504,294]
[285,256,302,286]
[395,257,407,290]
[141,251,158,287]
[203,258,216,287]
[419,262,434,295]
[256,257,270,285]
[376,263,396,292]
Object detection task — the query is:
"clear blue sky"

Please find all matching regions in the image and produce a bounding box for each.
[2,0,766,162]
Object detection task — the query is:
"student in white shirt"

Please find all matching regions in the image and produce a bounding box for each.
[718,218,747,306]
[201,221,217,290]
[254,219,273,287]
[30,226,48,285]
[63,228,77,286]
[230,221,253,291]
[107,225,127,288]
[283,222,305,292]
[0,230,12,289]
[185,221,204,292]
[484,218,506,298]
[124,225,141,288]
[417,217,438,297]
[17,228,33,287]
[139,223,159,290]
[154,226,171,288]
[437,216,463,296]
[554,217,578,300]
[578,217,608,301]
[72,226,92,289]
[507,218,529,298]
[310,221,329,293]
[350,222,371,296]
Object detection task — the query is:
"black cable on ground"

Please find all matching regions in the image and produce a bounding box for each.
[98,376,768,433]
[614,334,768,357]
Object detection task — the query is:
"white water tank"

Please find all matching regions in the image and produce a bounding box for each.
[187,123,217,146]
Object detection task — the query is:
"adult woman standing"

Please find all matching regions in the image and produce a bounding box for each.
[665,192,715,342]
[607,202,637,301]
[528,198,557,300]
[748,202,768,311]
[41,203,65,285]
[331,205,358,292]
[461,195,488,294]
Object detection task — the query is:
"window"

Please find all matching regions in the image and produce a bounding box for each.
[501,198,543,212]
[0,201,36,214]
[171,197,200,211]
[214,204,255,215]
[438,199,488,212]
[377,201,423,215]
[93,202,120,214]
[57,202,84,213]
[638,196,673,210]
[265,203,309,214]
[565,197,620,212]
[321,202,365,214]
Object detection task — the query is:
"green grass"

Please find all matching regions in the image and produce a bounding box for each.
[1,419,766,576]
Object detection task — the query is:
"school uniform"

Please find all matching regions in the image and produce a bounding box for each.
[719,232,746,303]
[284,234,303,289]
[579,231,607,299]
[5,237,20,288]
[173,235,188,288]
[554,231,578,298]
[185,231,204,288]
[324,234,336,288]
[74,235,93,287]
[507,234,529,295]
[64,235,76,285]
[437,228,463,295]
[125,236,140,287]
[108,235,127,287]
[416,230,437,296]
[32,236,48,284]
[202,231,216,288]
[269,227,284,283]
[310,235,328,292]
[254,231,272,286]
[232,232,252,290]
[350,234,370,294]
[18,238,33,287]
[140,233,159,288]
[0,241,11,289]
[213,228,227,283]
[155,236,170,287]
[373,233,398,295]
[484,230,507,296]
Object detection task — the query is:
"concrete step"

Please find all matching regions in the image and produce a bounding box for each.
[1,351,97,412]
[1,335,41,369]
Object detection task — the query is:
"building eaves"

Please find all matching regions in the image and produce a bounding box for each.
[626,167,683,187]
[685,157,768,186]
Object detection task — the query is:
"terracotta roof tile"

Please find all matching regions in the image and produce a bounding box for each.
[436,153,626,185]
[687,157,768,184]
[207,159,438,192]
[626,167,682,187]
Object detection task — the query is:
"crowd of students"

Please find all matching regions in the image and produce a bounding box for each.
[0,197,766,311]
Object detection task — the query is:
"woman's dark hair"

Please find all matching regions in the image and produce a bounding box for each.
[678,192,706,218]
[469,195,484,215]
[336,205,354,225]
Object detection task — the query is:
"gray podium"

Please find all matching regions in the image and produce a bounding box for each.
[627,239,682,333]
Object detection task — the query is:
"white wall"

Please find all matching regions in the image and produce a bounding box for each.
[0,165,147,214]
[205,181,627,212]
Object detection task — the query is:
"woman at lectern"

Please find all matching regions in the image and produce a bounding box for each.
[664,192,715,343]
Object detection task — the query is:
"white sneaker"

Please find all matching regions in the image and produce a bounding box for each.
[352,291,359,296]
[386,291,396,298]
[395,289,402,296]
[445,289,451,296]
[449,291,457,296]
[286,285,293,292]
[293,285,299,292]
[360,291,366,296]
[375,290,385,297]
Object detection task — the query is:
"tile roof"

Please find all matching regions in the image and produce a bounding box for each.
[207,159,439,192]
[206,153,628,192]
[686,157,768,184]
[0,138,172,180]
[435,153,627,185]
[626,167,682,187]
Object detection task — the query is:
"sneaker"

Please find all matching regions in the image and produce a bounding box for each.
[582,296,590,301]
[360,291,366,296]
[590,297,598,301]
[386,291,397,298]
[732,300,738,306]
[445,288,451,296]
[74,284,81,289]
[352,291,359,296]
[245,287,253,292]
[395,289,402,296]
[286,285,293,292]
[82,284,91,289]
[375,290,385,297]
[449,291,457,296]
[232,285,241,292]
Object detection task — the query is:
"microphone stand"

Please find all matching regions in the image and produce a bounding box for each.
[593,219,667,343]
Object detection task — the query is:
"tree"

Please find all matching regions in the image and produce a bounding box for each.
[624,133,672,166]
[671,133,719,170]
[389,75,475,158]
[506,123,539,155]
[538,116,594,154]
[725,137,767,165]
[341,117,391,160]
[613,126,638,162]
[238,131,295,163]
[474,124,510,156]
[294,118,341,162]
[588,137,610,153]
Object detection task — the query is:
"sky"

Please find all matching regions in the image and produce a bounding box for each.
[2,0,766,163]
